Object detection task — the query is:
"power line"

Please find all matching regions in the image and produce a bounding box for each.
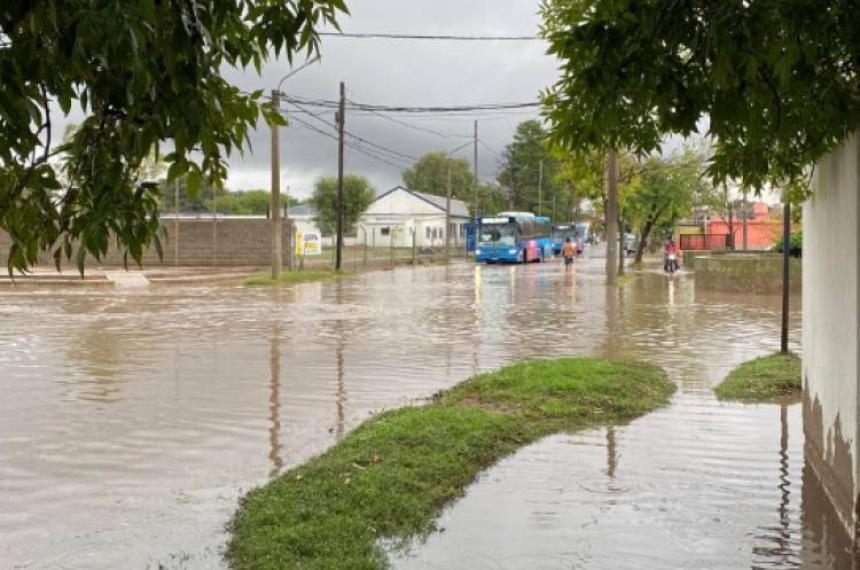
[318,32,542,41]
[280,93,541,114]
[289,114,412,172]
[281,99,419,164]
[478,139,501,158]
[352,104,472,140]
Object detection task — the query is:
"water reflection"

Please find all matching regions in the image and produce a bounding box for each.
[0,254,835,569]
[605,427,618,480]
[268,321,283,478]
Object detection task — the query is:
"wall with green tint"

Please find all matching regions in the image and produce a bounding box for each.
[694,253,801,294]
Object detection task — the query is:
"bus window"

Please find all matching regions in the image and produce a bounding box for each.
[479,223,517,246]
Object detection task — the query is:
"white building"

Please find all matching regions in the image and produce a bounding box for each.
[358,186,471,248]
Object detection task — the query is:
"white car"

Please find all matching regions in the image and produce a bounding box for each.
[624,233,637,255]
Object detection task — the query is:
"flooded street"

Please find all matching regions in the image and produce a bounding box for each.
[1,249,834,569]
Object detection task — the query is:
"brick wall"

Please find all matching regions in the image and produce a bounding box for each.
[0,218,292,268]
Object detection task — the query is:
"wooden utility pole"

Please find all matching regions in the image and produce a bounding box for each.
[270,89,282,279]
[537,160,544,216]
[781,197,791,353]
[445,163,452,261]
[174,179,180,266]
[473,120,479,219]
[605,150,619,285]
[335,82,345,271]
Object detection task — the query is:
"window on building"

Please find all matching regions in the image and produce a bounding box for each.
[426,227,431,239]
[381,227,390,236]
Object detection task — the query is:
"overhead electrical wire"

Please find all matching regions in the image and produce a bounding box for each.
[351,104,473,140]
[281,99,419,164]
[318,32,542,41]
[278,92,541,114]
[285,112,415,172]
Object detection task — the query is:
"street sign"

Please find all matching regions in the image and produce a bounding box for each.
[303,232,322,256]
[294,230,304,256]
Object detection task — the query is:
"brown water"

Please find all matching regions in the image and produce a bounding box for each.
[0,250,840,569]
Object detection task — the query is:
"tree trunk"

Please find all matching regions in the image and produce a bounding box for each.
[605,150,619,285]
[634,219,655,263]
[618,215,625,276]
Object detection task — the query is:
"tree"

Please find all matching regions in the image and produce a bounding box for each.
[402,153,475,206]
[212,190,297,216]
[626,150,711,263]
[309,175,375,235]
[0,1,345,272]
[540,1,857,191]
[497,120,562,214]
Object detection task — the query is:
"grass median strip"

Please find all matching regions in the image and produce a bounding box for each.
[226,358,675,570]
[242,270,344,287]
[714,352,801,402]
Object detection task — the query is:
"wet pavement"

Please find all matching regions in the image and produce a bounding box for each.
[0,248,840,569]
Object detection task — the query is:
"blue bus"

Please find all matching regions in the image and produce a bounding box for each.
[475,213,553,263]
[551,223,577,254]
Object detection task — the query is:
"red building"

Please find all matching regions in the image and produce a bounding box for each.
[678,202,785,251]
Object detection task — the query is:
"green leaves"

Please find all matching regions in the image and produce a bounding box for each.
[309,175,375,235]
[540,0,860,191]
[0,0,345,273]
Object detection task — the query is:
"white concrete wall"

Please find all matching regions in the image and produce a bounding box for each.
[358,215,467,248]
[803,132,860,537]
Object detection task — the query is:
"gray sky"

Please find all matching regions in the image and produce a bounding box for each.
[223,0,557,199]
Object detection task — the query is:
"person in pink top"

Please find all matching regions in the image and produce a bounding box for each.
[664,239,679,272]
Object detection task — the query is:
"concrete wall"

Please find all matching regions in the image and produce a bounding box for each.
[803,132,860,542]
[0,218,293,268]
[693,253,801,294]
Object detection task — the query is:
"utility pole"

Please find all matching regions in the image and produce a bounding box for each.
[618,214,625,276]
[270,89,282,279]
[537,160,544,216]
[445,163,452,261]
[473,120,479,219]
[781,196,791,353]
[742,189,749,251]
[174,178,180,266]
[335,81,345,271]
[605,150,619,285]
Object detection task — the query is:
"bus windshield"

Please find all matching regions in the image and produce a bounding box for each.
[552,226,574,240]
[479,223,517,246]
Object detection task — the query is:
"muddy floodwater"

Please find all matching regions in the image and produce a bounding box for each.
[0,250,841,569]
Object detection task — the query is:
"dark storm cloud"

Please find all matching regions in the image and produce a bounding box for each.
[224,0,557,198]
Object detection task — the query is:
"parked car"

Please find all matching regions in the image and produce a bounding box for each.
[624,233,637,255]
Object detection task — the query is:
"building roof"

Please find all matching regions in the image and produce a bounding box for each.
[373,186,470,217]
[288,204,316,217]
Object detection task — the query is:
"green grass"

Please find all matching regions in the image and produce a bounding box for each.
[226,358,675,570]
[714,352,801,402]
[242,270,344,287]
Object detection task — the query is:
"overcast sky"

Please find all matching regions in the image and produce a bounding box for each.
[222,0,557,199]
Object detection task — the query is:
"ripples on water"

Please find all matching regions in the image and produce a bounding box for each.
[0,253,840,569]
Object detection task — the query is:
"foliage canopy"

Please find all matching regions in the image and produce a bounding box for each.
[308,175,375,235]
[541,0,860,190]
[0,0,346,272]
